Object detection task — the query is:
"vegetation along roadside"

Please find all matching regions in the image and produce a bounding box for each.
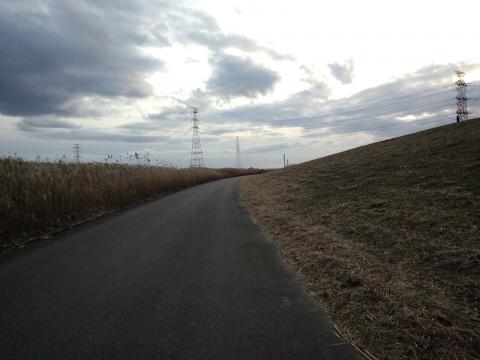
[0,158,264,253]
[239,119,480,359]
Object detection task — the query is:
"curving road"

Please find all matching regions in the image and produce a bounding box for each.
[0,177,359,360]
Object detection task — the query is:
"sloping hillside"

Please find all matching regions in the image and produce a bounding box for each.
[239,119,480,359]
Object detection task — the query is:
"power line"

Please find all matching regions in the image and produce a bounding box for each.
[276,87,457,127]
[318,115,455,139]
[302,72,480,134]
[287,76,479,131]
[275,98,455,132]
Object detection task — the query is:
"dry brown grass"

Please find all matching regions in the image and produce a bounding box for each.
[0,159,263,252]
[239,119,480,359]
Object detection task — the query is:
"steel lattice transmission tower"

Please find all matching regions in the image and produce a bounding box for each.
[235,136,242,169]
[73,144,81,163]
[190,107,205,168]
[455,70,469,122]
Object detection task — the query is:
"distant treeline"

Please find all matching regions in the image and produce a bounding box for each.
[0,158,265,252]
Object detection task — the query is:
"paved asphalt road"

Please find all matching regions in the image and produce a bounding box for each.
[0,177,359,360]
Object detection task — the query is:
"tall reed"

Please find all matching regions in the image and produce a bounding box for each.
[0,158,262,251]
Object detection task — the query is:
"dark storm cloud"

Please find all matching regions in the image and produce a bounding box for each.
[208,77,331,123]
[71,131,168,143]
[117,122,160,131]
[114,88,212,133]
[206,54,280,99]
[33,129,168,143]
[202,128,233,136]
[17,118,80,132]
[133,104,193,131]
[328,59,354,84]
[148,106,190,121]
[2,0,291,122]
[289,82,331,105]
[0,1,167,117]
[244,142,296,154]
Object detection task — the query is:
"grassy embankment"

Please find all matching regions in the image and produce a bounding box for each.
[1,159,262,252]
[239,119,480,359]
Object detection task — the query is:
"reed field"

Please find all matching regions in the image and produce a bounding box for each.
[0,158,262,252]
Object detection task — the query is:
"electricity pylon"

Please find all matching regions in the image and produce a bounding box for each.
[235,136,242,169]
[190,107,205,168]
[73,144,81,163]
[455,70,469,122]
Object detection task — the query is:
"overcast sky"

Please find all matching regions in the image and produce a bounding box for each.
[1,0,479,167]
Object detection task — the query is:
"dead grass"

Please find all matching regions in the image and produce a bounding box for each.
[239,119,480,359]
[0,159,263,252]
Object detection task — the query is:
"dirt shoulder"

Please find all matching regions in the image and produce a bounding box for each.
[239,119,480,359]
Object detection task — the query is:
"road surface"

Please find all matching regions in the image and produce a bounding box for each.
[0,177,359,359]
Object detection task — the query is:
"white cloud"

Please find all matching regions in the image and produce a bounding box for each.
[329,59,354,84]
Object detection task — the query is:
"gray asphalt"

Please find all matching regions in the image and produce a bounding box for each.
[0,177,359,360]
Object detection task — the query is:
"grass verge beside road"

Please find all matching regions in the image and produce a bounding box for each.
[239,119,480,359]
[1,159,263,253]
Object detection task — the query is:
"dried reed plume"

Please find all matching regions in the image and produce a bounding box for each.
[0,157,263,252]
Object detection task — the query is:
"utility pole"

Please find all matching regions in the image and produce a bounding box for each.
[455,70,469,123]
[235,136,242,169]
[283,153,286,168]
[73,144,81,163]
[190,107,205,168]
